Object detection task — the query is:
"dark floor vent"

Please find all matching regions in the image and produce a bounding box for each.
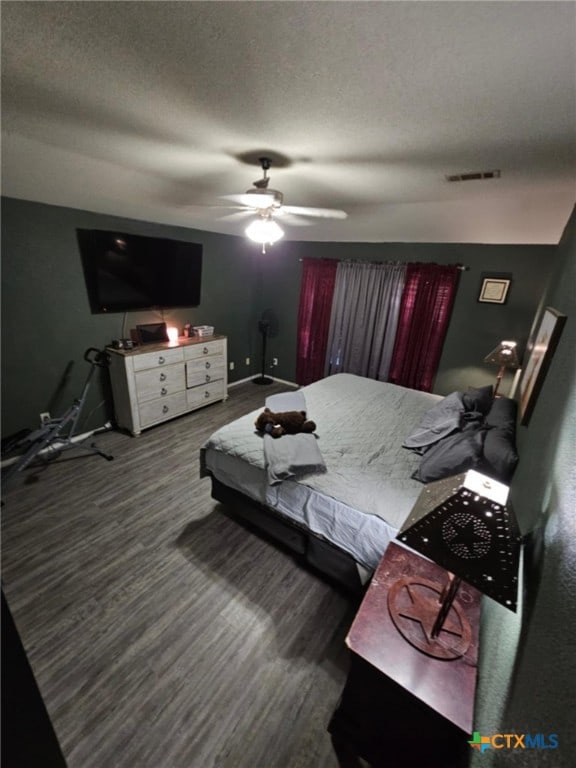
[445,170,501,182]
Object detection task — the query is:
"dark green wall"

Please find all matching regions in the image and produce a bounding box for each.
[1,196,557,438]
[1,197,261,437]
[471,206,576,766]
[258,240,555,394]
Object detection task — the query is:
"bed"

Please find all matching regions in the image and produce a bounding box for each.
[200,373,519,594]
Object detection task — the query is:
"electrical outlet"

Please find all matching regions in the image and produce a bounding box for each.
[229,361,235,371]
[245,357,250,366]
[40,412,51,425]
[272,357,278,366]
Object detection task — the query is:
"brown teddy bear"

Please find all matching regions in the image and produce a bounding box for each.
[255,408,316,438]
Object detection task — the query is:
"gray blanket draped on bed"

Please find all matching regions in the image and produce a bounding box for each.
[263,391,326,485]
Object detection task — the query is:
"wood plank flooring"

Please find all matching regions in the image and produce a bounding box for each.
[2,382,358,768]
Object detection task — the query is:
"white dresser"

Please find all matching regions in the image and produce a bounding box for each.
[107,336,228,435]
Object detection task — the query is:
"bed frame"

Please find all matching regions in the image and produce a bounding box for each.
[210,476,365,595]
[204,377,522,606]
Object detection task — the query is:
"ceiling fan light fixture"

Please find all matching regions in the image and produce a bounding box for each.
[245,217,284,252]
[218,156,347,244]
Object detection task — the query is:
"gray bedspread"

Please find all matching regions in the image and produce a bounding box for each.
[263,433,326,485]
[261,389,325,484]
[201,373,442,530]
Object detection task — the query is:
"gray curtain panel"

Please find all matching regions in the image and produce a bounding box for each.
[324,261,406,380]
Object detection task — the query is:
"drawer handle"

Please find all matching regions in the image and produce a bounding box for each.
[158,356,165,365]
[205,361,211,369]
[203,347,209,355]
[204,391,210,398]
[205,374,211,383]
[162,405,169,414]
[161,387,168,396]
[159,373,167,381]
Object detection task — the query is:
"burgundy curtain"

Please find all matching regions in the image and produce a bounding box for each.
[388,263,460,392]
[296,258,338,385]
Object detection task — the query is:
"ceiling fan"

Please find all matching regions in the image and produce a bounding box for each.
[218,157,348,252]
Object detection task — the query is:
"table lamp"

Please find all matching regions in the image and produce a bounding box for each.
[392,469,521,661]
[484,340,519,397]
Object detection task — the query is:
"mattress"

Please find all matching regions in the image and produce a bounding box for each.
[201,373,441,571]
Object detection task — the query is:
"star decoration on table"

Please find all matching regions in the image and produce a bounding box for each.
[399,582,463,643]
[387,575,473,659]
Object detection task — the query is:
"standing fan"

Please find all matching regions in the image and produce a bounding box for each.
[253,309,279,385]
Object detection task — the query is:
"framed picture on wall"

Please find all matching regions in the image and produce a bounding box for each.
[477,273,512,304]
[519,306,567,425]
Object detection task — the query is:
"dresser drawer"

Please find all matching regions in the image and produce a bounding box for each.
[186,358,225,388]
[107,336,227,435]
[135,364,185,403]
[187,381,226,408]
[138,391,188,428]
[183,339,226,361]
[132,347,184,372]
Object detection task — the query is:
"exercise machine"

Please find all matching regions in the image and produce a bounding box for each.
[2,348,114,489]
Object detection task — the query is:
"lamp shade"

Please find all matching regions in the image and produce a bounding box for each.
[397,470,521,611]
[484,340,519,368]
[245,217,284,245]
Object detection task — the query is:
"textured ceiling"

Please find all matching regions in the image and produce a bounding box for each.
[2,1,575,244]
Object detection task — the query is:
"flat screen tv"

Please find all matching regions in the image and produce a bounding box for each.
[77,229,202,313]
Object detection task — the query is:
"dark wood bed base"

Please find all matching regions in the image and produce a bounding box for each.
[210,476,365,595]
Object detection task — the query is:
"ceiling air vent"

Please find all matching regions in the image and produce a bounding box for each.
[445,170,501,182]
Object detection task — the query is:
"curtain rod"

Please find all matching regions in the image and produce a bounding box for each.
[298,258,469,270]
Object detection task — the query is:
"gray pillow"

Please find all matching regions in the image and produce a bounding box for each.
[412,425,485,483]
[482,397,519,483]
[403,392,464,452]
[482,431,519,483]
[486,396,517,430]
[462,385,494,415]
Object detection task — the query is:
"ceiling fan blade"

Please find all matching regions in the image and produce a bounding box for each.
[192,204,248,211]
[281,205,348,220]
[276,212,315,226]
[218,210,254,222]
[220,193,273,208]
